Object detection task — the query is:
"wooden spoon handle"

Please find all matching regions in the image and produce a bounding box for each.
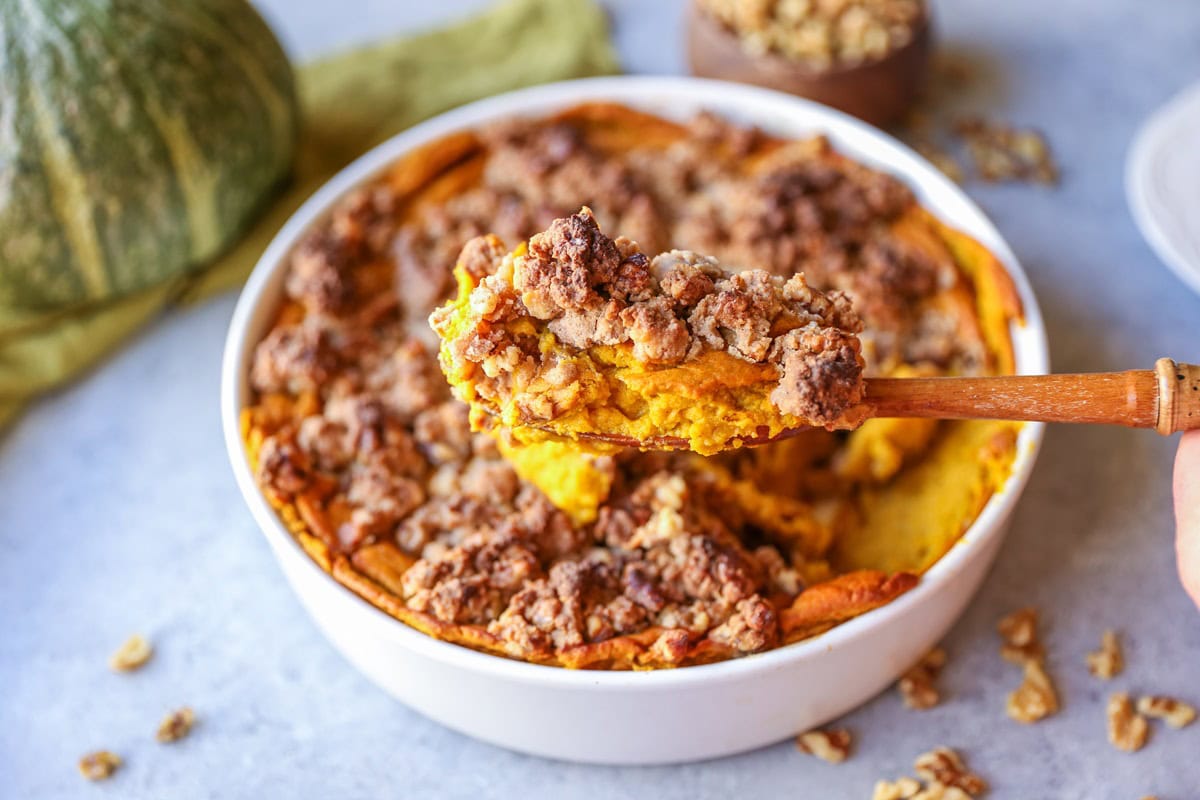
[866,358,1200,434]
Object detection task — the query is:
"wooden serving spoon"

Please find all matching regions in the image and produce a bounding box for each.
[566,358,1200,451]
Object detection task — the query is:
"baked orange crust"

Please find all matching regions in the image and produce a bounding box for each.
[241,102,1023,670]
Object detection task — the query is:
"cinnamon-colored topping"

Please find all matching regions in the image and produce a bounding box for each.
[241,105,1011,669]
[431,210,866,430]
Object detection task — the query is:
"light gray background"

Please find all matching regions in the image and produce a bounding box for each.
[2,1,1198,797]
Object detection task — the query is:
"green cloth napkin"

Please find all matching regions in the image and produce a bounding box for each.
[0,0,619,430]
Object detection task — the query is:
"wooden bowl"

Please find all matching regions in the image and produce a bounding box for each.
[686,3,932,128]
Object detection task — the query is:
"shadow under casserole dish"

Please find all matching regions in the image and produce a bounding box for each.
[242,103,1024,669]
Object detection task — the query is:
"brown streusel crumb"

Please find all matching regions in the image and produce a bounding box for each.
[78,750,122,781]
[795,727,852,763]
[433,209,866,428]
[109,634,153,672]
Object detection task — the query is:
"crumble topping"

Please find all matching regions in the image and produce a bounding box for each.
[242,106,1010,667]
[431,209,866,430]
[109,634,153,672]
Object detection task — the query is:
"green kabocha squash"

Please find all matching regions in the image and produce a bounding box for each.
[0,0,299,310]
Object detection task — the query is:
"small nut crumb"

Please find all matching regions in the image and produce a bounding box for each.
[872,777,922,800]
[156,707,196,743]
[1137,695,1197,729]
[997,607,1043,664]
[1007,659,1060,723]
[109,634,153,672]
[913,747,987,795]
[1086,630,1123,680]
[78,750,122,781]
[796,727,852,763]
[1107,692,1150,752]
[898,647,946,710]
[955,117,1059,185]
[912,783,973,800]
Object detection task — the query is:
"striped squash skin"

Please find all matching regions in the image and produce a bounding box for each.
[0,0,298,310]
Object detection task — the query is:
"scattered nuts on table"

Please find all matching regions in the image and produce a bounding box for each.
[156,707,197,743]
[1136,695,1197,729]
[795,727,852,763]
[1086,630,1124,680]
[109,634,153,672]
[898,647,946,710]
[78,750,122,781]
[1107,692,1150,753]
[913,747,987,796]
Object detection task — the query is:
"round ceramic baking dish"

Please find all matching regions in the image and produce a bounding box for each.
[222,76,1048,765]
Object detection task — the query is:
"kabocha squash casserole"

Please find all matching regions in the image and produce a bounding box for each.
[242,103,1024,669]
[430,209,869,455]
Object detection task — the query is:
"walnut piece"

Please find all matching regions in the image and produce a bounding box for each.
[913,747,987,795]
[1137,695,1197,729]
[1085,630,1123,680]
[1107,692,1150,753]
[156,707,196,743]
[78,750,122,781]
[955,118,1058,185]
[1006,659,1059,723]
[898,647,946,709]
[795,728,852,763]
[997,607,1042,664]
[109,634,153,672]
[998,607,1058,723]
[911,784,974,800]
[873,777,922,800]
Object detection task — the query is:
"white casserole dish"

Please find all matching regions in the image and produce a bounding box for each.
[221,76,1048,765]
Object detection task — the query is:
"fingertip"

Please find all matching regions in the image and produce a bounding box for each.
[1175,430,1200,607]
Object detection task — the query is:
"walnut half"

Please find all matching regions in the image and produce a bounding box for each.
[1137,695,1197,729]
[1107,692,1150,753]
[1085,630,1123,680]
[1007,659,1059,723]
[913,747,987,795]
[898,647,946,710]
[78,750,122,781]
[795,728,852,763]
[109,634,153,672]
